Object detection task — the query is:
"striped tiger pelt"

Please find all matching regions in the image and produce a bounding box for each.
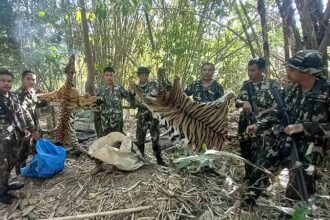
[132,75,234,152]
[37,55,98,154]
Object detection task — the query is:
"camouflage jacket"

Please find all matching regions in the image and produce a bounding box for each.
[236,77,280,136]
[184,80,224,104]
[284,78,329,164]
[16,87,48,130]
[134,81,158,121]
[0,92,27,139]
[97,84,131,125]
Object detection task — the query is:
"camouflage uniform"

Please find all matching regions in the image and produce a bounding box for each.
[236,77,280,182]
[16,87,47,130]
[15,87,47,171]
[97,84,131,137]
[250,50,329,204]
[0,92,27,195]
[134,80,163,160]
[184,80,224,103]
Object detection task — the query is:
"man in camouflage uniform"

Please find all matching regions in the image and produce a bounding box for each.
[92,66,133,174]
[15,70,48,173]
[134,67,166,166]
[0,69,30,204]
[184,62,224,103]
[247,50,329,211]
[235,58,280,207]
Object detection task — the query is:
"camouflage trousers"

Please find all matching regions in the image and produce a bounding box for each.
[245,135,320,202]
[0,134,19,195]
[16,138,36,174]
[94,112,102,138]
[136,112,161,158]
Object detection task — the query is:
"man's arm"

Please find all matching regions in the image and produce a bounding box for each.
[184,83,193,96]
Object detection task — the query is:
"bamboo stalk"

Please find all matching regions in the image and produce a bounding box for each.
[43,206,152,220]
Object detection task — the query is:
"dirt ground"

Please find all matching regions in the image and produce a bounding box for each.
[0,111,329,220]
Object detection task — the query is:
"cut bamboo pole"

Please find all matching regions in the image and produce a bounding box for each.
[43,205,152,220]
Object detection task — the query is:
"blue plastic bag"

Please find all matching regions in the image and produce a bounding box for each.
[21,138,66,178]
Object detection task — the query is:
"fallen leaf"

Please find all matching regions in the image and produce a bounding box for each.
[22,205,35,216]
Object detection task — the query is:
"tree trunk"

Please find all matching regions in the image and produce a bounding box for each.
[295,0,318,49]
[257,0,270,69]
[232,0,257,58]
[276,0,291,60]
[79,0,96,95]
[239,0,262,55]
[319,22,330,59]
[143,7,156,51]
[283,0,303,53]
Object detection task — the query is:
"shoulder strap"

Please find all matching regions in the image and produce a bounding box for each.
[246,81,259,113]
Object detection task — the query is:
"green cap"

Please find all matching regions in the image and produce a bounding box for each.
[137,67,150,75]
[284,50,325,74]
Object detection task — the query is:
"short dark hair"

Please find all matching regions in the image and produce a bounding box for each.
[137,67,151,75]
[201,62,215,70]
[248,57,266,69]
[22,69,35,78]
[103,66,115,74]
[0,69,14,79]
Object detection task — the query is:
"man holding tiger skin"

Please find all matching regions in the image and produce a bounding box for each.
[92,66,134,174]
[184,62,224,103]
[132,67,167,166]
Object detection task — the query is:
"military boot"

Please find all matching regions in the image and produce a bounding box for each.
[8,181,24,191]
[137,143,145,157]
[156,156,168,167]
[0,192,15,205]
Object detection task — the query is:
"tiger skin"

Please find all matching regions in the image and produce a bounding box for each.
[37,55,98,154]
[131,69,234,152]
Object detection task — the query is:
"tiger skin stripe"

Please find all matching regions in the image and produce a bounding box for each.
[133,75,234,152]
[37,55,98,154]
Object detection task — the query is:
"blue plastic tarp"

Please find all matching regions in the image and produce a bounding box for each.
[21,138,66,178]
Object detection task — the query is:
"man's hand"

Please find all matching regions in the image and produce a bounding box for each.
[23,130,31,138]
[246,124,257,134]
[242,101,252,113]
[284,124,304,135]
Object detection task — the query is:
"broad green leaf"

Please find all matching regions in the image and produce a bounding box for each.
[292,208,307,220]
[75,10,82,22]
[38,10,46,17]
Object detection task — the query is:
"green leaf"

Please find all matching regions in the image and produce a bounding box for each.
[38,10,46,17]
[292,208,307,220]
[75,10,82,22]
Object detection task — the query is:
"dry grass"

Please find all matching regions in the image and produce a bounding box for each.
[0,113,329,220]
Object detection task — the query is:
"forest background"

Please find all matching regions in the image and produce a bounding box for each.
[0,0,329,95]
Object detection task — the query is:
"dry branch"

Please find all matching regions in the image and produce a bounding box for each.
[43,205,152,220]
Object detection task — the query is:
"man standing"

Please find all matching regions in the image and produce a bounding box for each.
[184,62,224,103]
[247,50,329,212]
[16,70,48,173]
[0,69,30,204]
[235,58,280,207]
[92,66,133,174]
[134,67,167,166]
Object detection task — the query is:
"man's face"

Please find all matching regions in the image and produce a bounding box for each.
[138,73,149,84]
[23,73,37,90]
[104,71,114,85]
[0,75,13,93]
[247,64,263,81]
[201,64,214,81]
[286,67,305,83]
